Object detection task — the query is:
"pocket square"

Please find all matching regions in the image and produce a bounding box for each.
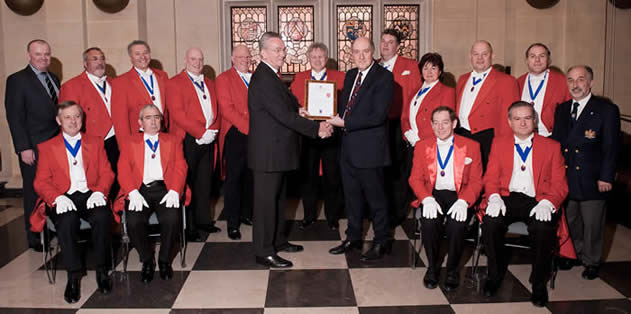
[465,157,473,165]
[401,70,410,75]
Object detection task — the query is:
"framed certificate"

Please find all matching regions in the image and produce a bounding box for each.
[304,80,337,120]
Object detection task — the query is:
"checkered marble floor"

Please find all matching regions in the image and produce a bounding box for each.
[1,197,631,313]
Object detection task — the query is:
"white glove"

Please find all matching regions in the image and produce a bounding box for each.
[86,191,106,209]
[159,189,180,208]
[421,197,443,219]
[404,130,420,146]
[529,199,555,222]
[128,189,149,212]
[446,199,468,222]
[54,195,77,214]
[196,129,218,145]
[485,194,506,218]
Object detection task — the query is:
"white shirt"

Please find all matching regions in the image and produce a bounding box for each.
[86,72,115,140]
[435,135,456,191]
[508,134,536,197]
[236,68,251,88]
[348,61,374,102]
[142,133,164,185]
[187,71,214,129]
[572,93,592,120]
[135,67,163,113]
[520,69,550,136]
[63,132,89,194]
[458,67,492,131]
[380,55,397,72]
[409,80,439,137]
[311,68,327,80]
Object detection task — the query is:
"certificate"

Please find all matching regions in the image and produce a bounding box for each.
[304,80,337,120]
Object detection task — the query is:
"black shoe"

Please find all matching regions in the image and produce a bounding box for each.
[29,242,44,252]
[197,223,221,233]
[360,242,392,261]
[299,219,316,230]
[423,270,439,289]
[240,217,253,226]
[277,242,304,253]
[327,220,339,231]
[158,261,173,280]
[582,265,600,280]
[329,240,362,255]
[444,271,460,291]
[141,261,155,284]
[64,278,80,304]
[483,278,501,297]
[255,255,293,268]
[228,228,241,240]
[96,270,112,294]
[531,284,549,307]
[557,257,578,271]
[186,231,204,242]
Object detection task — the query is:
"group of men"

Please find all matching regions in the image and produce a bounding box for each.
[4,28,620,308]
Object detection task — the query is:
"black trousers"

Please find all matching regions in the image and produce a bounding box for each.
[104,136,120,202]
[48,191,112,280]
[340,154,390,244]
[126,182,182,264]
[386,119,412,225]
[420,189,470,275]
[183,133,214,232]
[455,128,494,171]
[19,152,39,246]
[300,136,343,223]
[482,192,557,287]
[252,171,289,257]
[223,127,253,229]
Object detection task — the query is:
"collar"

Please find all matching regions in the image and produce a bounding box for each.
[422,80,439,90]
[135,67,153,76]
[573,92,592,107]
[144,133,159,142]
[86,71,106,84]
[514,134,534,146]
[528,69,548,80]
[29,64,48,76]
[380,54,398,69]
[472,66,492,78]
[261,60,278,74]
[437,135,454,146]
[235,67,250,77]
[358,61,375,78]
[62,132,82,143]
[311,68,326,78]
[186,70,204,82]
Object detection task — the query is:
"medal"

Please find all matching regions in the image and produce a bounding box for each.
[146,138,159,159]
[203,94,207,99]
[64,138,82,167]
[440,170,445,177]
[72,159,77,166]
[527,71,547,103]
[151,95,156,101]
[521,165,526,171]
[138,71,156,101]
[151,153,156,159]
[470,73,486,93]
[515,141,532,172]
[437,138,454,179]
[470,86,475,92]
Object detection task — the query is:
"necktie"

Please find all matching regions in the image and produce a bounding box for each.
[43,73,57,104]
[570,102,579,128]
[344,72,363,118]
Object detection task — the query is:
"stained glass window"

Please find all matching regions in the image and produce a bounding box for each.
[278,6,314,74]
[336,5,373,72]
[231,7,267,72]
[384,5,419,60]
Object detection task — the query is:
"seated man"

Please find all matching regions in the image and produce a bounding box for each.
[481,101,568,307]
[33,101,115,304]
[117,104,187,283]
[409,106,483,291]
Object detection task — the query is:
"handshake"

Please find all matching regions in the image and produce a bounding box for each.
[299,107,336,139]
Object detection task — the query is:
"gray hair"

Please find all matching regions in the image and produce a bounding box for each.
[127,40,151,55]
[259,32,282,51]
[307,42,329,58]
[82,47,104,62]
[567,65,594,81]
[508,101,539,127]
[139,104,162,120]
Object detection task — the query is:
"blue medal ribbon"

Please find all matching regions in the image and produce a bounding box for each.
[96,80,107,95]
[137,71,155,99]
[437,139,454,175]
[472,73,487,87]
[145,138,159,154]
[417,86,430,98]
[527,71,547,103]
[64,138,81,158]
[187,73,205,93]
[515,142,532,163]
[311,71,327,81]
[240,75,249,87]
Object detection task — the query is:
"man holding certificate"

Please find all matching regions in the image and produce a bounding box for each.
[290,43,345,231]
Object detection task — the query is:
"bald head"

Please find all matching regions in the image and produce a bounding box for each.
[185,47,204,75]
[352,37,375,71]
[470,40,493,73]
[232,45,251,73]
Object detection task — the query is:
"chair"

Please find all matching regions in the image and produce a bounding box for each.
[471,218,558,289]
[41,217,115,284]
[119,206,187,273]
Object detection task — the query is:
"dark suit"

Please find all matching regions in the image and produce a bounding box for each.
[248,62,319,257]
[338,62,393,244]
[551,95,620,266]
[5,65,60,246]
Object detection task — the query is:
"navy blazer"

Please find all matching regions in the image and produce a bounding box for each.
[551,95,620,201]
[5,65,60,153]
[339,62,393,168]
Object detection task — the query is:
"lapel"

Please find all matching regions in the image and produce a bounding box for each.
[453,137,466,193]
[391,56,403,78]
[80,71,109,107]
[570,97,597,139]
[425,142,438,187]
[421,82,441,108]
[502,137,514,182]
[81,135,92,175]
[155,70,167,105]
[351,62,379,108]
[159,134,170,175]
[532,135,543,191]
[456,73,471,110]
[470,68,498,115]
[24,65,54,102]
[230,67,249,95]
[53,135,71,184]
[133,136,145,181]
[129,67,154,104]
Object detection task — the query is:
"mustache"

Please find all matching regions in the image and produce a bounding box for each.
[571,87,583,93]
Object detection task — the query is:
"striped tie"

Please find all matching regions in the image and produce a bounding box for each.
[43,73,57,104]
[343,72,363,118]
